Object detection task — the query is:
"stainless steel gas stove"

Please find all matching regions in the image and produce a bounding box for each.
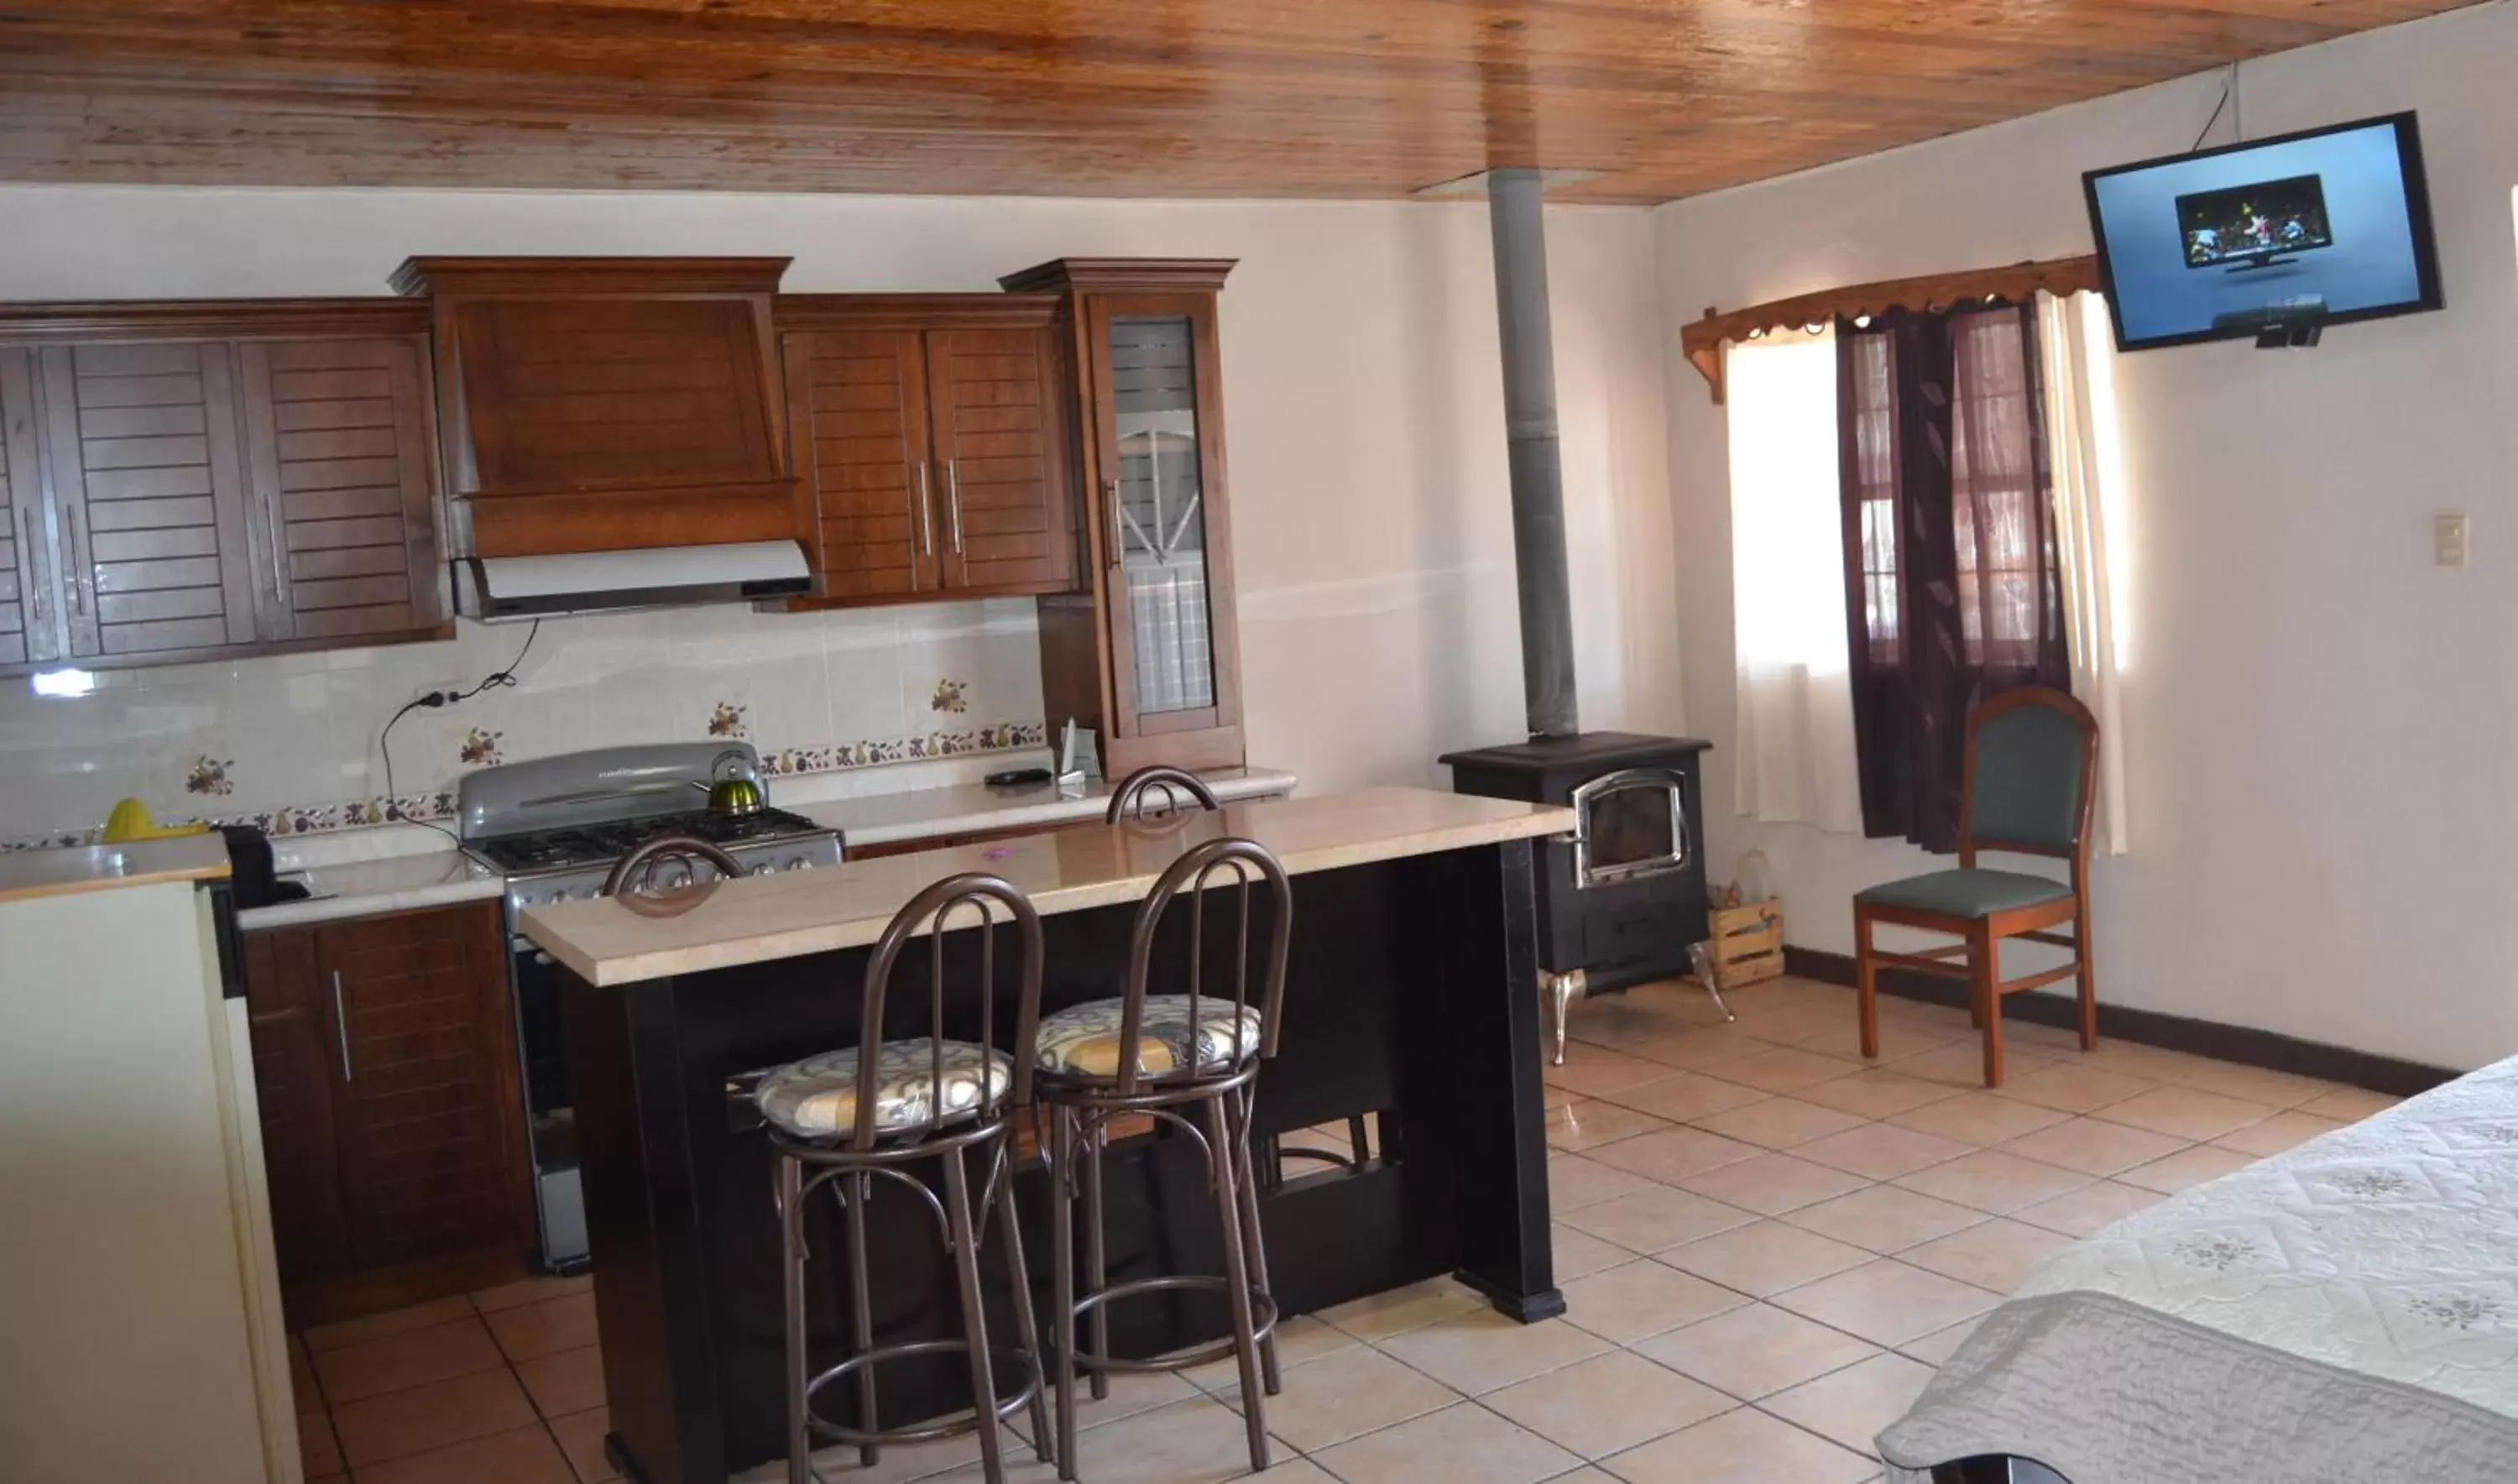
[457,743,842,1270]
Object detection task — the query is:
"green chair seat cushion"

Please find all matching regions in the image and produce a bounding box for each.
[1857,868,2071,920]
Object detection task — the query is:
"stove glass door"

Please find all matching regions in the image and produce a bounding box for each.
[1572,766,1690,889]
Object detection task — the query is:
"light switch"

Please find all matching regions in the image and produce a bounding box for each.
[2437,515,2471,567]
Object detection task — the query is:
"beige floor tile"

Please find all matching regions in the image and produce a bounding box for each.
[1761,1351,1939,1457]
[1997,1116,2189,1177]
[2010,1179,2165,1238]
[1896,1316,1983,1366]
[470,1273,594,1314]
[1559,1258,1748,1344]
[312,1317,508,1404]
[1485,1350,1735,1459]
[1887,1090,2072,1146]
[548,1407,619,1483]
[1876,998,1976,1035]
[1893,1150,2093,1215]
[1717,1047,1867,1095]
[1546,1100,1674,1152]
[1311,1401,1582,1484]
[1317,1276,1485,1341]
[2213,1110,2346,1157]
[1546,1045,1688,1098]
[1584,1125,1765,1184]
[1622,1026,1789,1073]
[1634,1302,1880,1399]
[1896,1219,2071,1293]
[1181,1316,1355,1392]
[517,1345,606,1419]
[331,1366,538,1468]
[2001,1018,2095,1052]
[1788,1184,1986,1260]
[1543,1084,1580,1111]
[1792,1122,1973,1181]
[2095,1085,2278,1142]
[931,1396,1283,1484]
[1557,1185,1760,1253]
[1693,1097,1873,1150]
[1888,1041,2053,1089]
[486,1292,600,1364]
[1675,1152,1872,1216]
[1601,1071,1770,1123]
[1727,1002,1857,1047]
[1207,1343,1452,1451]
[1550,1153,1656,1211]
[297,1409,344,1476]
[1044,1370,1202,1435]
[1661,1220,1873,1298]
[732,1424,1001,1484]
[2118,1143,2257,1194]
[1792,1018,1965,1065]
[2164,1061,2338,1108]
[1989,1062,2155,1114]
[1599,1393,1876,1484]
[1768,1260,1998,1348]
[356,1423,576,1484]
[1375,1310,1611,1396]
[1798,1070,1968,1121]
[1552,1222,1642,1279]
[2299,1085,2403,1121]
[305,1296,478,1354]
[291,1339,325,1413]
[1567,990,1716,1048]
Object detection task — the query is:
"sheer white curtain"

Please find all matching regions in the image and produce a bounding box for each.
[1726,328,1862,833]
[2035,290,2133,854]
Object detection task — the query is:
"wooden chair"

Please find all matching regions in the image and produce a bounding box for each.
[1854,686,2099,1088]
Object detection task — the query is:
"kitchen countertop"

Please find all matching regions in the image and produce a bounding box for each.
[523,786,1577,986]
[0,833,232,904]
[236,849,503,932]
[795,766,1297,846]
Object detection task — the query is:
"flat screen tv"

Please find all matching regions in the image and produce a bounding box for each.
[2082,112,2442,351]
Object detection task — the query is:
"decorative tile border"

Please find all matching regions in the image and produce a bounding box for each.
[0,720,1049,852]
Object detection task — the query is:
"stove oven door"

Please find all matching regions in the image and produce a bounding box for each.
[507,933,589,1271]
[1570,766,1690,890]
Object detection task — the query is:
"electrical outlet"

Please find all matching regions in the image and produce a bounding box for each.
[2437,515,2471,568]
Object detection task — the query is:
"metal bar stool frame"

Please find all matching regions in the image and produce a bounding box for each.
[1035,835,1294,1479]
[763,874,1054,1484]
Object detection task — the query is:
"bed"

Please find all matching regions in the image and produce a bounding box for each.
[1878,1053,2518,1483]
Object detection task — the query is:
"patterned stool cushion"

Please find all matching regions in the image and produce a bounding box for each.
[1035,995,1262,1080]
[754,1037,1012,1140]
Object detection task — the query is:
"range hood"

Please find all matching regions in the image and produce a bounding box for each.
[452,540,811,620]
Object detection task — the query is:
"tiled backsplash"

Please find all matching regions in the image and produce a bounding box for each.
[0,597,1046,846]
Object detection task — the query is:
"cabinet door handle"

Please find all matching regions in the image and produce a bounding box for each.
[945,459,964,553]
[19,508,44,630]
[63,505,88,618]
[915,463,934,558]
[331,970,353,1081]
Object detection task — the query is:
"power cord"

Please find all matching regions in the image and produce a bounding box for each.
[379,619,541,844]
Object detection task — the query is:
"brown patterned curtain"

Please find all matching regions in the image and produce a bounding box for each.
[1835,302,2068,851]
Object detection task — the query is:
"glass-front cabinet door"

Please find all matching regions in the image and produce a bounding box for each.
[1085,292,1241,754]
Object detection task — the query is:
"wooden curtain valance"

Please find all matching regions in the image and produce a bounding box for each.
[1680,255,2099,402]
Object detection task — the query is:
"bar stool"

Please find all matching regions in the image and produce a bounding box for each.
[1033,835,1293,1479]
[747,874,1054,1484]
[602,834,748,896]
[1105,764,1220,823]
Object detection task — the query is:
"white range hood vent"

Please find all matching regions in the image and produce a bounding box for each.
[452,540,812,621]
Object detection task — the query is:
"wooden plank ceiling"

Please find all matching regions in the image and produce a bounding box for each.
[0,1,2479,205]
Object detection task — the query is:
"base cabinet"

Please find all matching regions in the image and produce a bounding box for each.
[243,901,531,1309]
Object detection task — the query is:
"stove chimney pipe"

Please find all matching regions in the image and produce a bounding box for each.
[1486,168,1580,739]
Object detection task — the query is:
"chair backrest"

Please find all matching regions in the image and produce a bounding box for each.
[850,873,1044,1151]
[1961,687,2098,863]
[1105,764,1220,824]
[601,834,748,898]
[1110,836,1293,1097]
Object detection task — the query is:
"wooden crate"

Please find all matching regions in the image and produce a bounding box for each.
[1706,898,1785,990]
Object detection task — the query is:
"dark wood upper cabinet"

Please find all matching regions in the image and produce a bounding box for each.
[392,256,798,559]
[0,300,449,677]
[776,295,1075,608]
[1000,259,1245,776]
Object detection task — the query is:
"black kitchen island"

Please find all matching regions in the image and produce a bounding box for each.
[523,786,1575,1484]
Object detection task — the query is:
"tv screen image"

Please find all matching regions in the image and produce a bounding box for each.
[2083,112,2442,350]
[2176,173,2333,269]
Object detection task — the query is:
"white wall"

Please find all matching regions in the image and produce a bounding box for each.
[0,187,1681,833]
[1655,1,2518,1070]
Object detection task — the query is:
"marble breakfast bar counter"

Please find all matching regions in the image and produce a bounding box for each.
[526,786,1576,1484]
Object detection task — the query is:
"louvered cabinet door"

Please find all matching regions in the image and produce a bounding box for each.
[242,927,353,1284]
[314,904,529,1272]
[0,347,65,666]
[926,326,1074,593]
[36,342,260,659]
[783,328,938,601]
[237,337,446,642]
